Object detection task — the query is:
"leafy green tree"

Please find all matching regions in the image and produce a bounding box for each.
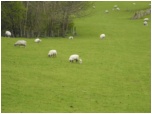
[1,1,94,37]
[1,1,25,37]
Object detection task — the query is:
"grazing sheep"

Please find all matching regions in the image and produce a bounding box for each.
[34,38,42,43]
[100,34,105,39]
[113,5,120,11]
[5,31,11,37]
[105,10,109,13]
[69,54,82,64]
[92,6,96,9]
[143,21,148,26]
[144,18,149,21]
[48,50,57,57]
[79,58,82,64]
[69,36,74,39]
[133,3,136,5]
[114,5,118,8]
[14,40,26,47]
[116,7,120,11]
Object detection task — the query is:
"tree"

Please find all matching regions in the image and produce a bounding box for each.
[1,1,94,38]
[1,1,25,37]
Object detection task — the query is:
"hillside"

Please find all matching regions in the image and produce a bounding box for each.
[1,1,151,113]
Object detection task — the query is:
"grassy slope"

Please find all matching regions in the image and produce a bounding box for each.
[1,1,151,112]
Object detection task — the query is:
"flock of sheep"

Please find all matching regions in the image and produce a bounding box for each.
[5,34,83,64]
[4,3,149,64]
[47,50,82,64]
[4,30,104,64]
[48,49,82,64]
[104,4,150,27]
[104,4,121,14]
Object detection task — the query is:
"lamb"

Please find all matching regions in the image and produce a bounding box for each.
[100,34,105,39]
[69,54,82,64]
[92,5,96,9]
[105,10,109,13]
[5,31,11,37]
[113,5,120,11]
[116,7,120,11]
[114,5,118,8]
[69,36,74,39]
[133,3,136,5]
[143,21,148,26]
[34,38,42,43]
[14,40,26,47]
[144,18,149,21]
[48,50,57,57]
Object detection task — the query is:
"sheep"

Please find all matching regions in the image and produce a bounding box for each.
[14,40,26,47]
[143,21,148,26]
[100,34,105,39]
[114,5,118,8]
[79,58,82,64]
[144,18,149,21]
[48,50,57,57]
[5,31,11,37]
[133,3,136,5]
[69,36,74,39]
[105,10,109,13]
[69,54,82,64]
[34,38,42,43]
[116,7,120,11]
[113,5,120,11]
[92,5,96,9]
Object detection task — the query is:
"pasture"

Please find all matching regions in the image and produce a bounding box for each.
[1,1,151,112]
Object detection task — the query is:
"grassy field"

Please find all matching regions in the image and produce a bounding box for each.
[1,1,151,113]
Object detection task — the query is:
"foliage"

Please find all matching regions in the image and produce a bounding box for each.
[1,1,94,38]
[1,1,26,37]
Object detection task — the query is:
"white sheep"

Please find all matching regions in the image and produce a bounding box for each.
[79,58,82,64]
[69,36,74,39]
[114,5,118,8]
[100,34,105,39]
[14,40,26,47]
[34,38,42,43]
[144,18,149,21]
[133,3,136,5]
[92,5,96,9]
[105,10,109,13]
[143,21,148,26]
[5,31,11,37]
[116,7,120,11]
[48,50,57,57]
[113,5,120,11]
[69,54,82,64]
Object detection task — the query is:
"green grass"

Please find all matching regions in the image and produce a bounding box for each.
[1,1,151,113]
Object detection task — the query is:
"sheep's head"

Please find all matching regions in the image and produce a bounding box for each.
[79,59,82,64]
